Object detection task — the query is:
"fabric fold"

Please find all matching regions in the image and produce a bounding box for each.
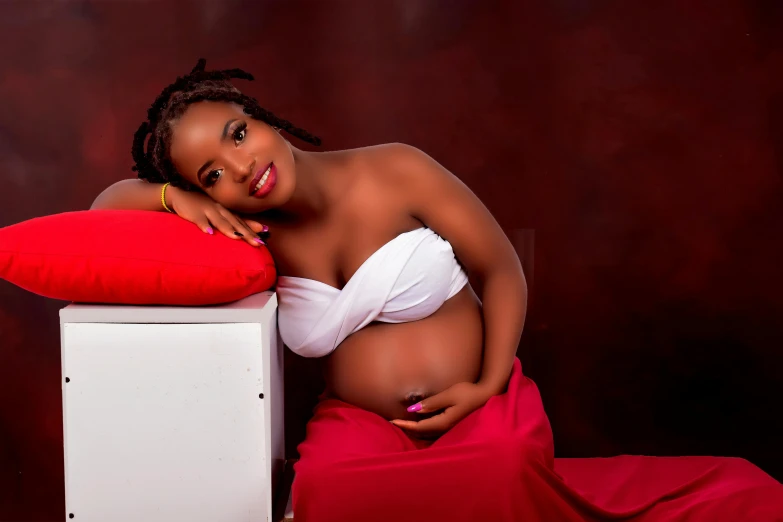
[276,227,468,357]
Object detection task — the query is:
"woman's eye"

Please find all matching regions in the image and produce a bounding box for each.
[233,124,247,144]
[205,169,222,186]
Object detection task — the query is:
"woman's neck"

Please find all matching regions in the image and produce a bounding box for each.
[260,147,334,224]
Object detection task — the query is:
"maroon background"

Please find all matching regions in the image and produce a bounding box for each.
[1,0,782,519]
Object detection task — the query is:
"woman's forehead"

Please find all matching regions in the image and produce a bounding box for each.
[175,101,244,133]
[170,102,243,154]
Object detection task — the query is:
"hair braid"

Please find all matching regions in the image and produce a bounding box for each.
[131,58,321,189]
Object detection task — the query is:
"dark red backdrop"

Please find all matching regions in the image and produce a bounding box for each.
[1,0,782,519]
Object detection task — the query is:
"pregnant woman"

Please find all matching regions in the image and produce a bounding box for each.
[92,60,783,522]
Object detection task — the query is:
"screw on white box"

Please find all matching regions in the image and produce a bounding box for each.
[60,292,284,522]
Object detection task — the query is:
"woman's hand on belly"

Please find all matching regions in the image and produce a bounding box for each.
[390,381,493,439]
[324,285,485,426]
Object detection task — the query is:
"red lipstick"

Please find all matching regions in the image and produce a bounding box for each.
[249,163,276,198]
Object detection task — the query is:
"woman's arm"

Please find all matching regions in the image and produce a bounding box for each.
[386,143,526,434]
[90,179,266,246]
[90,179,177,211]
[474,266,527,394]
[395,144,525,389]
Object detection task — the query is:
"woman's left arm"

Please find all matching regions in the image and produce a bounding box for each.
[387,144,528,434]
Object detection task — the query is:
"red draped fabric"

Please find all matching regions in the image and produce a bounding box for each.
[293,359,783,522]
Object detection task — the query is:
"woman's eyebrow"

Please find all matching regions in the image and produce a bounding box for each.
[221,119,238,139]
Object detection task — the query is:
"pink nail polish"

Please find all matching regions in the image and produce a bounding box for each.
[407,403,422,413]
[206,227,214,235]
[254,237,265,245]
[262,225,269,232]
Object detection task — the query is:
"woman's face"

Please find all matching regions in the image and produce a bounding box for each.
[168,101,296,214]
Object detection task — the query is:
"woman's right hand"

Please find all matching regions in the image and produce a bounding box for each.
[167,186,267,247]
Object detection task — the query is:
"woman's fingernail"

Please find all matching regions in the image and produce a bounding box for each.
[254,237,266,245]
[206,227,214,235]
[262,225,269,232]
[234,231,244,237]
[407,403,422,413]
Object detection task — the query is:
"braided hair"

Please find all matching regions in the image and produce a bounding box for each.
[131,58,321,189]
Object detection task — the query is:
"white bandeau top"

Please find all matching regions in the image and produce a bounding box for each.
[275,227,468,358]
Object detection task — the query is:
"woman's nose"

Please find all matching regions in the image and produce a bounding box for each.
[227,156,254,184]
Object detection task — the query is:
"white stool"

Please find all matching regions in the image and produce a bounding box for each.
[59,292,284,522]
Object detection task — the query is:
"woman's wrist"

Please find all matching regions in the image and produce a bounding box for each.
[476,375,508,398]
[164,184,181,214]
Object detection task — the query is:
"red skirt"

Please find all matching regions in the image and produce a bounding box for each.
[293,359,783,521]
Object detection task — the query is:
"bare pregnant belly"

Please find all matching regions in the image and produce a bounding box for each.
[323,284,484,421]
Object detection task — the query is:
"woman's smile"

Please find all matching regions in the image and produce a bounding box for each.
[250,162,276,198]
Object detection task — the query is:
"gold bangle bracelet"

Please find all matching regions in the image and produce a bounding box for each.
[161,182,174,213]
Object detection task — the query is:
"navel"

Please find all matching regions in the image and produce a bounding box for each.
[403,389,430,407]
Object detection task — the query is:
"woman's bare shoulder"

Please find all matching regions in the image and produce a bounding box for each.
[352,142,423,162]
[324,143,426,227]
[336,142,423,162]
[316,143,419,196]
[343,142,429,183]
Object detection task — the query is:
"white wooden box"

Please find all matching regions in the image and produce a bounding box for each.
[59,292,284,522]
